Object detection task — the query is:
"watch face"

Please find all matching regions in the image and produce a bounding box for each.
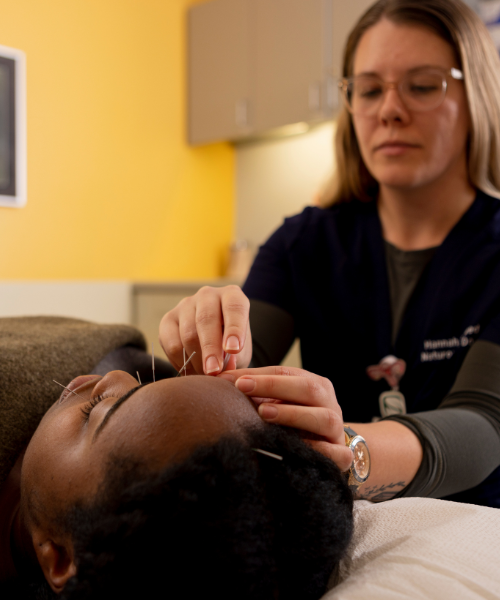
[351,438,370,482]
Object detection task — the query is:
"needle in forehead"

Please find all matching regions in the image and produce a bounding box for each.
[53,380,86,400]
[176,350,196,377]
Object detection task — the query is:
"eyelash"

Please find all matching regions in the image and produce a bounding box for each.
[80,395,105,420]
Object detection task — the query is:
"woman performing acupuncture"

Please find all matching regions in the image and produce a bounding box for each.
[161,0,500,508]
[0,316,353,599]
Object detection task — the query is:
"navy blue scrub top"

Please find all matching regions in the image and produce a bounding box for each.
[243,192,500,425]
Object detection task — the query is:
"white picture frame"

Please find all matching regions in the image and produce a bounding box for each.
[0,44,26,208]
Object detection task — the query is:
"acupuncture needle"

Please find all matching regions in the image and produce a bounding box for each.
[53,380,86,400]
[252,448,283,461]
[221,352,231,373]
[176,350,196,377]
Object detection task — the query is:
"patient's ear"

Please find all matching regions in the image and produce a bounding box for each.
[32,531,77,593]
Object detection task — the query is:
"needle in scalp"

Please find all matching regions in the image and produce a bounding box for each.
[136,371,142,385]
[176,350,196,377]
[53,380,86,400]
[252,448,283,461]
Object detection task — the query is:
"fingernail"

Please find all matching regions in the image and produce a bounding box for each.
[225,336,240,351]
[236,378,255,393]
[205,355,220,374]
[259,405,278,420]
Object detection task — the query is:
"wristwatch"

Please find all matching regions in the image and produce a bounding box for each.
[344,425,371,493]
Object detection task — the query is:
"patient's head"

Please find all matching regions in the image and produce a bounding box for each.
[22,372,260,518]
[20,372,353,599]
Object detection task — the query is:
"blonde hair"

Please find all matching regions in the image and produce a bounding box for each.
[326,0,500,206]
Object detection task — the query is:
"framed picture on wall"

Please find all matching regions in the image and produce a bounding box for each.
[0,45,26,208]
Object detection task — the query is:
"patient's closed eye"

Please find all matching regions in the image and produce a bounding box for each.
[81,395,105,420]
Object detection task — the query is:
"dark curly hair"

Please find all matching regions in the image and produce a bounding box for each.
[14,424,353,600]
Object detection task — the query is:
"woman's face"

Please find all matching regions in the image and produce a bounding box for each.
[21,372,260,517]
[352,18,470,193]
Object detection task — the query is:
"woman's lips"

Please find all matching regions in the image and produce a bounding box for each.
[58,375,101,405]
[376,142,418,156]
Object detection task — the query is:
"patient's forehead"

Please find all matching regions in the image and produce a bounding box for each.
[150,375,259,420]
[100,375,261,465]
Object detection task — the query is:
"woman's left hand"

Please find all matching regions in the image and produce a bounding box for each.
[218,366,353,472]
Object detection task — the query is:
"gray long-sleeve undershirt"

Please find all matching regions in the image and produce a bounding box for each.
[248,241,500,499]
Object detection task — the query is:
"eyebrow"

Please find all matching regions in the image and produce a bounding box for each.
[92,384,146,443]
[353,64,449,77]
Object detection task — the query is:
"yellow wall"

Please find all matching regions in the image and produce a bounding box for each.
[0,0,233,280]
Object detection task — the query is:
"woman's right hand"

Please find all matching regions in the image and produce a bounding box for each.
[159,285,252,375]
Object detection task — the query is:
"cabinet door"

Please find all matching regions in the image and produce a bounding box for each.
[332,0,374,78]
[252,0,327,133]
[188,0,252,145]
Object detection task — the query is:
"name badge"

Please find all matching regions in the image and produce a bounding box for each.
[367,355,407,418]
[379,390,406,417]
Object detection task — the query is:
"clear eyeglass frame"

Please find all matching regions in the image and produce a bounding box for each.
[338,67,464,116]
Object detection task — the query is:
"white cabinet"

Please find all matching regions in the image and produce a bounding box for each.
[332,0,374,78]
[188,0,252,144]
[188,0,332,145]
[187,0,374,145]
[251,0,329,133]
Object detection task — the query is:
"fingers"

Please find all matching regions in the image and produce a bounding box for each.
[218,365,311,383]
[159,286,252,376]
[223,353,238,372]
[257,403,345,446]
[194,287,225,374]
[256,402,352,472]
[234,373,336,408]
[159,297,204,374]
[159,306,191,373]
[307,440,354,473]
[220,285,250,354]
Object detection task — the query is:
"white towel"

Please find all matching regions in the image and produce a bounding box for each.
[324,497,500,599]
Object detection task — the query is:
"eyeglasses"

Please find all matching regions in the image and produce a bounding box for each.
[338,67,464,116]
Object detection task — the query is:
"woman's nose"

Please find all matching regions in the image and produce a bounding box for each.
[377,87,411,124]
[90,370,140,400]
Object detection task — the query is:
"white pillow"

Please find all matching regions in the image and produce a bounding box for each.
[324,497,500,600]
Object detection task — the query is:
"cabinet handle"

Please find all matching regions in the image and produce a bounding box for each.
[235,99,249,128]
[325,76,338,111]
[308,83,321,111]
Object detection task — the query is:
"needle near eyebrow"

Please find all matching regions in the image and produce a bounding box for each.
[53,380,86,400]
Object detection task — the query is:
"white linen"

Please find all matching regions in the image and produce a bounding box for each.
[324,497,500,600]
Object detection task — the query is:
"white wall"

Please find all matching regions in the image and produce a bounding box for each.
[0,282,132,324]
[235,121,336,249]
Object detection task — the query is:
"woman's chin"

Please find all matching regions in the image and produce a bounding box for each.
[374,171,432,193]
